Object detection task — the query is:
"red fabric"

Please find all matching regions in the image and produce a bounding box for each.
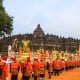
[33,61,40,69]
[0,59,1,62]
[3,64,8,77]
[34,58,38,61]
[60,60,66,67]
[77,60,79,65]
[11,62,19,69]
[18,62,21,67]
[40,61,46,68]
[27,57,30,62]
[24,62,32,72]
[70,60,74,65]
[2,56,7,60]
[49,61,53,66]
[11,57,16,61]
[54,60,61,67]
[40,58,44,61]
[28,53,32,57]
[0,61,5,70]
[66,60,71,66]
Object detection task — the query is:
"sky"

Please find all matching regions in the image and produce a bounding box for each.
[3,0,80,39]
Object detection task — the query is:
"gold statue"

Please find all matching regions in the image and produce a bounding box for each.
[22,40,30,53]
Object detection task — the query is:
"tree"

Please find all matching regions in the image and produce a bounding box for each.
[0,0,13,37]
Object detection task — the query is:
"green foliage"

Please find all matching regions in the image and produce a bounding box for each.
[0,0,13,37]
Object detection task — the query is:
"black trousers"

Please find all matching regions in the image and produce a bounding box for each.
[23,76,30,80]
[34,76,38,80]
[11,75,18,80]
[0,69,2,76]
[40,74,45,78]
[54,69,59,76]
[65,66,68,71]
[48,72,51,78]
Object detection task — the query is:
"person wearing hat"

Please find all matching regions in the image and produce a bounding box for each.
[11,57,19,80]
[22,57,32,80]
[33,57,40,80]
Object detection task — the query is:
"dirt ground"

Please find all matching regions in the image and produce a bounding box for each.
[9,68,80,80]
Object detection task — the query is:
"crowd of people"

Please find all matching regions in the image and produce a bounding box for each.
[0,51,80,80]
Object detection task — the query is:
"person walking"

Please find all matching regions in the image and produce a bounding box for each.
[11,57,19,80]
[22,57,32,80]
